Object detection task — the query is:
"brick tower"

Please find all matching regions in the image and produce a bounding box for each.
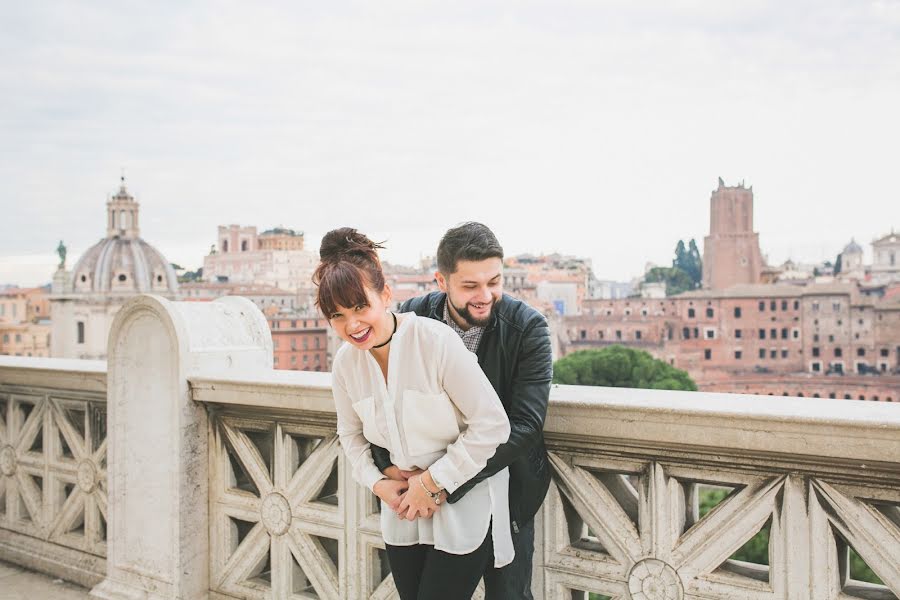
[702,178,764,289]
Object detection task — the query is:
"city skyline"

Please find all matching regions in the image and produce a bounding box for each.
[2,1,899,286]
[1,187,895,288]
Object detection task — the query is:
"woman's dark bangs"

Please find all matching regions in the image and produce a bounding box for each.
[317,263,369,317]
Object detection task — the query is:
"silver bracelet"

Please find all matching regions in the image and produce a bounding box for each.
[418,475,442,505]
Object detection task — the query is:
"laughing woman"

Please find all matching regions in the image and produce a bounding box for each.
[314,228,513,600]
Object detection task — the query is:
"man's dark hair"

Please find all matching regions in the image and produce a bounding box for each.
[436,222,504,274]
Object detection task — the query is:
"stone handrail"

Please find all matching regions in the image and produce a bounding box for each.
[194,372,900,466]
[0,356,108,587]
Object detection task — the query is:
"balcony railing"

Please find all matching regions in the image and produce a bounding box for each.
[1,294,898,599]
[0,356,107,588]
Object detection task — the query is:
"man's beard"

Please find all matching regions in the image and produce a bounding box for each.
[450,296,500,328]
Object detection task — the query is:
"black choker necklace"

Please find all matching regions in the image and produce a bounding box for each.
[371,312,397,349]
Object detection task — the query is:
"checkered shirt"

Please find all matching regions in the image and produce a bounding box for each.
[443,300,485,354]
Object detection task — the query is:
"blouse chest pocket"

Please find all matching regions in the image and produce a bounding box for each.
[351,396,386,447]
[401,389,461,456]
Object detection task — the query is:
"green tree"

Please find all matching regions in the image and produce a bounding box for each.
[553,346,697,391]
[686,239,703,287]
[849,548,883,585]
[645,266,694,296]
[672,239,702,288]
[178,268,203,283]
[660,239,703,292]
[674,240,688,270]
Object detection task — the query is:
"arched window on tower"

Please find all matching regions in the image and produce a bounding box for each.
[222,240,229,252]
[120,210,129,230]
[241,240,249,252]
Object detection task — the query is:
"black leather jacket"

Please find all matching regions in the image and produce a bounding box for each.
[371,291,553,529]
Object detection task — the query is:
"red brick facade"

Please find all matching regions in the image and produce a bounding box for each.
[561,283,900,401]
[269,316,329,372]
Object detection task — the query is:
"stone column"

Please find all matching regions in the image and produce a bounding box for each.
[91,295,272,600]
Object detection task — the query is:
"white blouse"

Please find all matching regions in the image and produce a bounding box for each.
[332,312,514,566]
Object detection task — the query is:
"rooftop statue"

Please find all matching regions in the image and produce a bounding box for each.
[57,239,67,269]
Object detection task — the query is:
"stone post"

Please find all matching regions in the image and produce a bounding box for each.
[91,295,272,600]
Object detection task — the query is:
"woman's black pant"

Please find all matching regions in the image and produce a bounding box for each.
[385,526,494,600]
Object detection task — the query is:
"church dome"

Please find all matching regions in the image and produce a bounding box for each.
[69,178,178,295]
[842,239,863,255]
[71,237,178,294]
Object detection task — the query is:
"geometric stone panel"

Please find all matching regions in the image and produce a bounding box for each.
[210,415,344,600]
[544,450,790,600]
[0,388,110,571]
[549,453,641,568]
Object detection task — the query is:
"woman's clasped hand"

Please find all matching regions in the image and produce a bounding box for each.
[377,466,446,520]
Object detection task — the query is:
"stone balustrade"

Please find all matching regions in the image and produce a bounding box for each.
[0,356,108,587]
[1,295,898,599]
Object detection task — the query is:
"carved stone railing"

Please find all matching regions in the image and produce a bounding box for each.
[186,375,900,600]
[0,356,108,587]
[538,387,900,600]
[4,296,897,600]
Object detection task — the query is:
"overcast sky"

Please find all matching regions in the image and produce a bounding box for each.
[2,0,899,287]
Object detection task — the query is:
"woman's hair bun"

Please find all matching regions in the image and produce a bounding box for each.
[319,227,385,264]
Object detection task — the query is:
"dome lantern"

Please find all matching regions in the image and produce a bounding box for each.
[106,175,141,240]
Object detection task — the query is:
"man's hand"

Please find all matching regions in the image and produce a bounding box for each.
[373,479,408,513]
[383,465,424,481]
[383,466,404,481]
